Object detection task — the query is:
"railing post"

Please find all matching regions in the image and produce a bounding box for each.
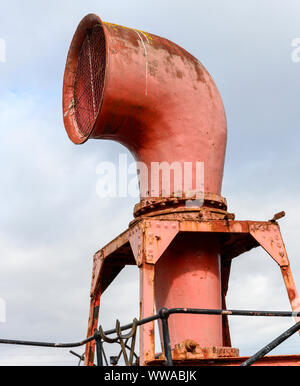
[95,336,104,367]
[159,308,173,367]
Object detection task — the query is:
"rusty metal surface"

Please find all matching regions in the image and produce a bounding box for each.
[85,288,101,366]
[146,355,300,366]
[250,222,289,266]
[281,265,300,324]
[63,14,227,201]
[63,14,233,367]
[90,218,286,297]
[90,217,258,298]
[139,263,156,365]
[90,230,135,296]
[158,344,239,361]
[74,24,106,137]
[134,193,228,217]
[91,246,135,296]
[221,260,232,347]
[86,215,300,365]
[88,216,299,305]
[62,14,299,367]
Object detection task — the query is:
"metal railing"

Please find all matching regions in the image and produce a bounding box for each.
[1,308,300,366]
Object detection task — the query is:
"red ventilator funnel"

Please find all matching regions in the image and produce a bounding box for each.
[63,14,227,349]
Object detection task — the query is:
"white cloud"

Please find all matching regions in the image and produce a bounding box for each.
[0,298,6,323]
[0,38,6,63]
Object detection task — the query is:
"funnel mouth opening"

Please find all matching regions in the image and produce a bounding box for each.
[63,14,107,144]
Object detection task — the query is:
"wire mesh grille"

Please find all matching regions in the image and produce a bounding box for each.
[74,24,106,138]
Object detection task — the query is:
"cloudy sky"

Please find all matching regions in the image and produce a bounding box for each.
[0,0,300,366]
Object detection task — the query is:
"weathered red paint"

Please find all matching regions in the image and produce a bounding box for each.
[63,13,228,354]
[86,216,300,365]
[63,14,300,366]
[139,263,156,364]
[147,355,300,366]
[155,233,223,348]
[85,288,101,366]
[63,13,227,199]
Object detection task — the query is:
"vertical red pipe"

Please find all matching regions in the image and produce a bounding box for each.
[155,233,222,347]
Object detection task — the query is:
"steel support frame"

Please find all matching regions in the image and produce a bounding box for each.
[84,218,299,366]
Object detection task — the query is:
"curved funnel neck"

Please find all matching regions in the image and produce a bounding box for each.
[63,13,229,351]
[63,14,227,216]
